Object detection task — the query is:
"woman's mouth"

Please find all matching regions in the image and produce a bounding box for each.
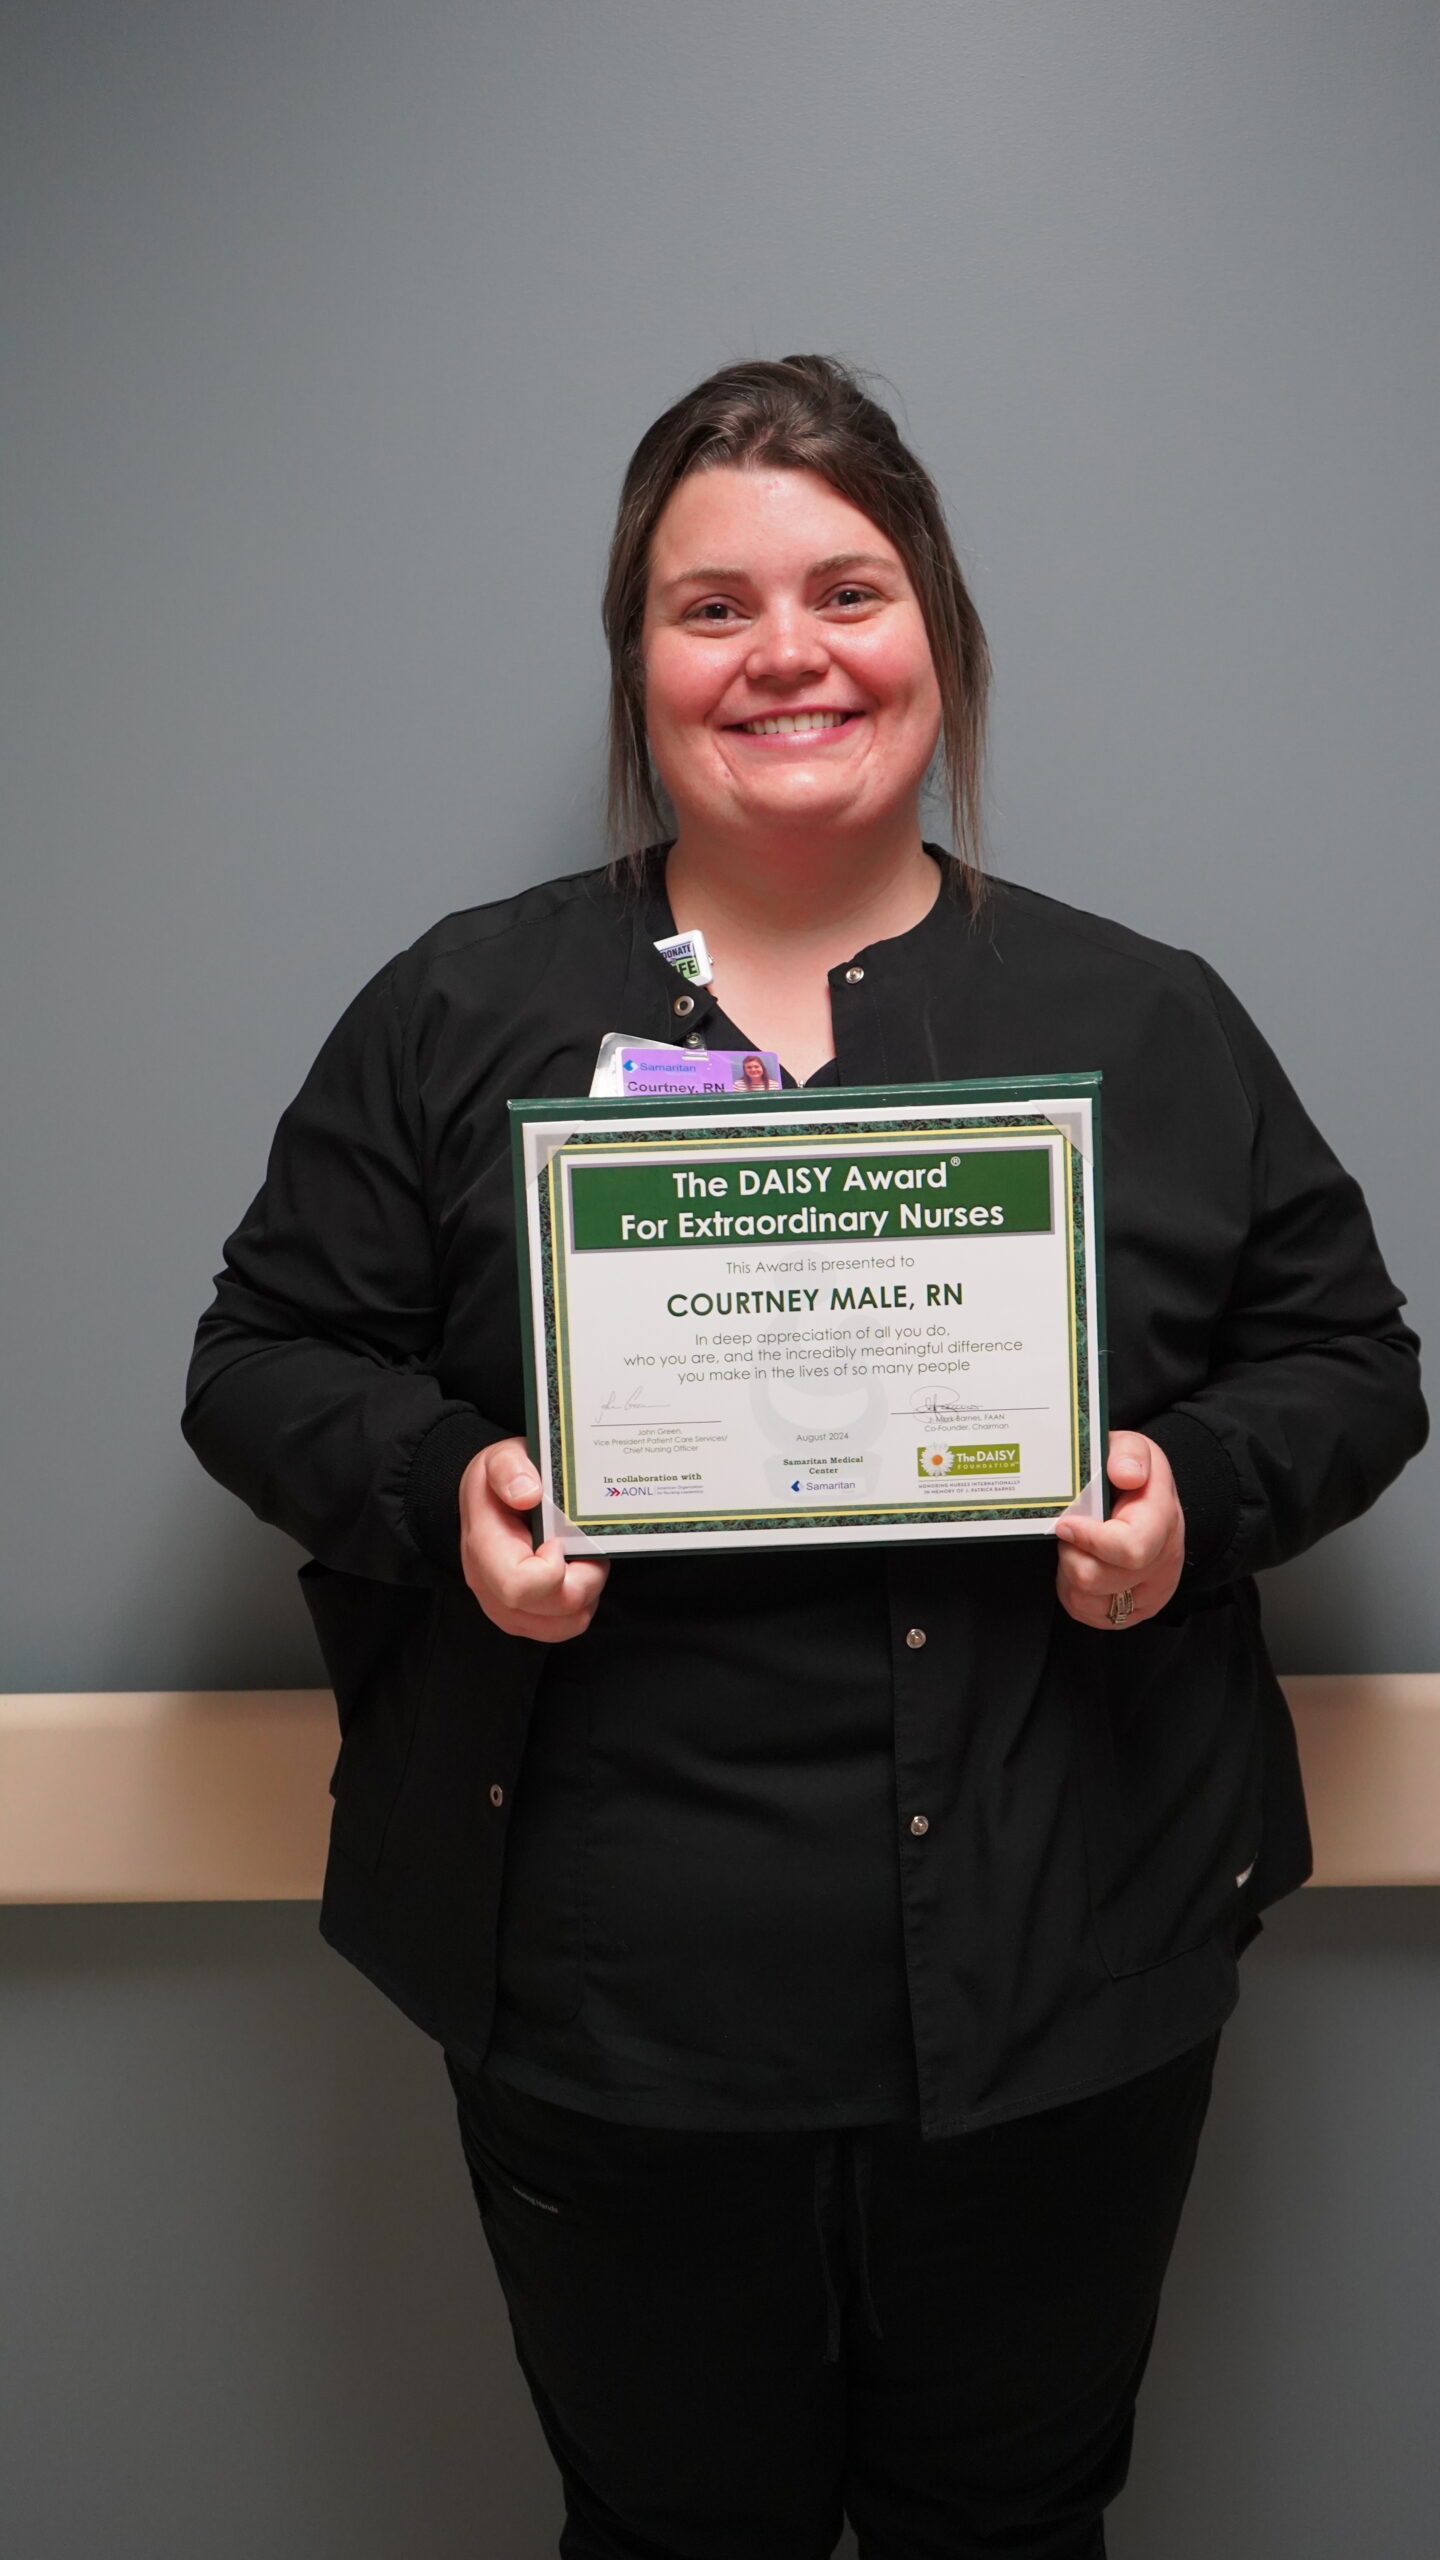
[729,709,861,737]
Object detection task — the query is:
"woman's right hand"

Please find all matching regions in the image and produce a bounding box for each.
[458,1438,609,1642]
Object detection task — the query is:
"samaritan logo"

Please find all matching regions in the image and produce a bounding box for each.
[917,1442,1022,1477]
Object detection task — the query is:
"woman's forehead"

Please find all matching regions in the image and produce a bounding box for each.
[648,466,898,583]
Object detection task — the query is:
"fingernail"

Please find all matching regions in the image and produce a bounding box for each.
[506,1475,539,1502]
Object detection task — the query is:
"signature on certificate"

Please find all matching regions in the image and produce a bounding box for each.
[593,1386,671,1425]
[909,1388,971,1431]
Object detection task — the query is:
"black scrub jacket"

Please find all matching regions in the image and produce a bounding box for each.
[183,857,1426,2137]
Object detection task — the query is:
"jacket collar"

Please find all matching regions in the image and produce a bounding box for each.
[615,845,993,1086]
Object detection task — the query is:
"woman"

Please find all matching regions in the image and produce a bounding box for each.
[734,1050,778,1090]
[184,356,1425,2559]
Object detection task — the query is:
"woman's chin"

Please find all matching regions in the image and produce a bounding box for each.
[720,775,886,840]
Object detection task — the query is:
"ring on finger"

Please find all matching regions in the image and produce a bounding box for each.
[1107,1587,1136,1627]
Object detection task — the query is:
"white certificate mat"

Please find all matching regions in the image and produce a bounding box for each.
[510,1076,1106,1554]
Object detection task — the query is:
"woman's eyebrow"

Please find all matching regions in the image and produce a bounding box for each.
[658,565,747,593]
[658,550,897,597]
[808,551,897,579]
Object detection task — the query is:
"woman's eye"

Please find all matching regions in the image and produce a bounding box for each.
[829,586,874,610]
[687,599,741,625]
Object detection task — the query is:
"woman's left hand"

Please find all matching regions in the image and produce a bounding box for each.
[1053,1432,1185,1630]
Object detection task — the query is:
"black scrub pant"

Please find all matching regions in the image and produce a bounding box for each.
[446,2036,1217,2560]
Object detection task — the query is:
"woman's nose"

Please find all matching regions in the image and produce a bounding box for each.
[745,609,829,685]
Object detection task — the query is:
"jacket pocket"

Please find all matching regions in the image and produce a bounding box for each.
[485,1669,590,2028]
[297,1560,436,1868]
[1067,1595,1265,1979]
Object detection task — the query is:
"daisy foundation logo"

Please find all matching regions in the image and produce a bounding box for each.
[918,1443,1021,1478]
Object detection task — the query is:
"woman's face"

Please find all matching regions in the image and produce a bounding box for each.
[742,1055,766,1086]
[642,466,942,850]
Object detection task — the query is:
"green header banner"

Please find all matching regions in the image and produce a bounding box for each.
[566,1145,1052,1252]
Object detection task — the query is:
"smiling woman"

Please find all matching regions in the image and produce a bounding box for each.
[645,472,942,924]
[182,353,1426,2560]
[604,351,989,888]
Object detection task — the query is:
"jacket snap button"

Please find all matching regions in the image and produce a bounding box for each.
[673,993,695,1017]
[488,1783,505,1809]
[844,965,864,985]
[909,1813,930,1837]
[905,1626,926,1649]
[684,1031,704,1047]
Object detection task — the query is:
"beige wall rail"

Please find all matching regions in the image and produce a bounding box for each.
[0,1677,1436,1903]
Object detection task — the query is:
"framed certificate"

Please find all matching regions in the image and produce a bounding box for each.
[510,1075,1106,1555]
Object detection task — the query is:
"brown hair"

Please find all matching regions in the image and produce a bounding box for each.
[602,354,991,901]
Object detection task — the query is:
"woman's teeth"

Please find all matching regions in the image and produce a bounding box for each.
[738,710,851,735]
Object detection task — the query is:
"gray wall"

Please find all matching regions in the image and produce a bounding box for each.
[2,4,1436,2553]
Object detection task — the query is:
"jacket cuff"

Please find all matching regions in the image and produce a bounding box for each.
[1138,1408,1243,1579]
[403,1408,505,1573]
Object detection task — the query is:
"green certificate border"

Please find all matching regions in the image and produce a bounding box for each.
[510,1074,1106,1551]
